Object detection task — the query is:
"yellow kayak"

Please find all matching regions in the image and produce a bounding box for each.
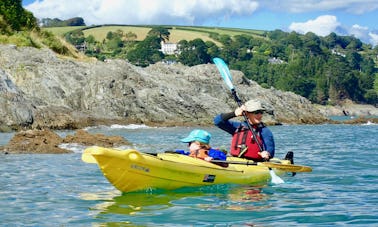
[82,146,312,193]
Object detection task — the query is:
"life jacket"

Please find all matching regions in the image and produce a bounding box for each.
[208,148,227,161]
[189,148,227,161]
[231,126,263,161]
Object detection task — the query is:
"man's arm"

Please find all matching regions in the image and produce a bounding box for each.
[261,128,275,158]
[213,112,240,135]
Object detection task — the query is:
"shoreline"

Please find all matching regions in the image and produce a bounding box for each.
[0,114,377,133]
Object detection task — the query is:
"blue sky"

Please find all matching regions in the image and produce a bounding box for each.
[22,0,378,46]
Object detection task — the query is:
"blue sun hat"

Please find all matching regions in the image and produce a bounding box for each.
[181,129,211,144]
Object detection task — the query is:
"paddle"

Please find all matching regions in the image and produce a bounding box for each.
[213,57,263,152]
[210,160,312,172]
[213,57,285,183]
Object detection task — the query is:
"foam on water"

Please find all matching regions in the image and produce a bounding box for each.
[59,143,87,153]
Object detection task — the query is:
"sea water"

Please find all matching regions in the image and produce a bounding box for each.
[0,123,377,226]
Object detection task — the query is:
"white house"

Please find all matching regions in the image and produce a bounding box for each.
[160,41,179,55]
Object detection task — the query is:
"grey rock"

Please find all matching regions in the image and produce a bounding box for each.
[0,44,332,131]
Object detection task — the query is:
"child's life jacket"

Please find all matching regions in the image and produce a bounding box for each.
[231,126,263,160]
[175,148,226,160]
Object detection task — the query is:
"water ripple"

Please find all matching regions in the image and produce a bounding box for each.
[1,124,377,226]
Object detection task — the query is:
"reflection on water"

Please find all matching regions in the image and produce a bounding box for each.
[80,184,270,223]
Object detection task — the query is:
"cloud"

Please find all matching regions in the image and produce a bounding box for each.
[345,24,378,46]
[264,0,378,14]
[369,32,378,46]
[288,15,340,36]
[23,0,378,46]
[25,0,259,26]
[349,24,368,40]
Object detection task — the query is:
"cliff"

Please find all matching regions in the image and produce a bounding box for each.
[0,44,358,131]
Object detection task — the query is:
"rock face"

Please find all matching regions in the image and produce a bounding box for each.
[316,100,378,117]
[0,44,334,131]
[0,129,130,154]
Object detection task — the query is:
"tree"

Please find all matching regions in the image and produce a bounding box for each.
[127,36,163,67]
[286,31,303,48]
[364,89,378,105]
[267,29,288,40]
[65,17,85,26]
[0,0,37,31]
[205,41,220,59]
[65,30,85,45]
[148,26,170,42]
[346,51,362,70]
[302,32,322,55]
[106,31,114,40]
[324,32,338,49]
[106,36,123,50]
[85,35,96,44]
[124,31,137,42]
[178,38,210,66]
[218,34,232,46]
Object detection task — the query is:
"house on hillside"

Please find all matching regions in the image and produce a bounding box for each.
[160,41,180,55]
[268,57,284,64]
[331,48,346,57]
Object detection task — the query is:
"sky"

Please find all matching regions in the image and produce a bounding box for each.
[22,0,378,46]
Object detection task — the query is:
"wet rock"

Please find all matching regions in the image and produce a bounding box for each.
[63,129,130,147]
[0,129,67,154]
[0,129,130,154]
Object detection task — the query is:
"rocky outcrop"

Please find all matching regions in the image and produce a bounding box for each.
[0,129,68,154]
[63,129,130,147]
[315,99,378,117]
[0,44,345,131]
[0,129,130,154]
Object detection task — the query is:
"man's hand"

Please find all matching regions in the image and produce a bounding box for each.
[235,105,246,117]
[258,151,271,160]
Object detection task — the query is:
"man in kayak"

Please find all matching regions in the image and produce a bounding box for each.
[179,129,227,162]
[213,99,275,161]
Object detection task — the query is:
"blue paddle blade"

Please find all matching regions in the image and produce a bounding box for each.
[213,58,234,90]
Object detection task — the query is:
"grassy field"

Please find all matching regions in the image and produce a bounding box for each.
[43,26,86,36]
[43,25,265,44]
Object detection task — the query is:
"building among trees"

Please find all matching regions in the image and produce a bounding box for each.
[160,41,179,55]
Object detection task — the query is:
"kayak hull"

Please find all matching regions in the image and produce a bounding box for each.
[84,146,293,193]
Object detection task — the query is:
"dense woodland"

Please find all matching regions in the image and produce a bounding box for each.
[1,0,377,106]
[71,27,377,106]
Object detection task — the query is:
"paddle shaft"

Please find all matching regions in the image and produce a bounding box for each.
[230,88,263,152]
[211,159,257,165]
[211,159,312,172]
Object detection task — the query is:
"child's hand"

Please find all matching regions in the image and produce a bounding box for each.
[204,156,213,162]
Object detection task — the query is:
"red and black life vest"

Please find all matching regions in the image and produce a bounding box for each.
[231,126,263,160]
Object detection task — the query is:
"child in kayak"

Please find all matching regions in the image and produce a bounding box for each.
[177,129,227,162]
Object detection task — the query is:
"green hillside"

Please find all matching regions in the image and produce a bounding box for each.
[42,26,86,37]
[42,24,378,106]
[3,0,375,106]
[43,25,266,44]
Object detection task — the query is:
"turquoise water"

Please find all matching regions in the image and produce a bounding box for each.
[1,124,377,226]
